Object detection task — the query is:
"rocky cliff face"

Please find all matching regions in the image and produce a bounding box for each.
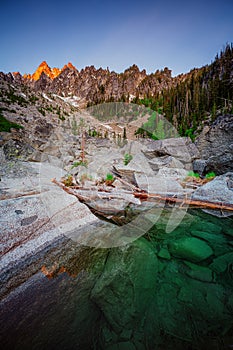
[23,61,76,81]
[194,114,233,175]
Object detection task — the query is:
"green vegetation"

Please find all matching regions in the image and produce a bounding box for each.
[99,85,105,94]
[29,95,39,104]
[105,173,115,185]
[45,105,54,112]
[135,112,176,140]
[184,127,196,141]
[90,128,98,137]
[133,44,233,138]
[71,116,78,135]
[187,171,200,178]
[0,107,16,114]
[62,174,73,187]
[124,153,133,165]
[37,107,46,116]
[205,171,216,179]
[0,114,23,132]
[186,171,216,181]
[4,90,28,107]
[71,160,88,168]
[105,173,114,181]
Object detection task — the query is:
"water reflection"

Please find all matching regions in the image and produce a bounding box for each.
[1,210,233,350]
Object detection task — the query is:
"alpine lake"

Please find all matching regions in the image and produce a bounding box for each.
[1,208,233,350]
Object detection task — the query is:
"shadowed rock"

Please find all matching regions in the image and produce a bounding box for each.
[195,114,233,174]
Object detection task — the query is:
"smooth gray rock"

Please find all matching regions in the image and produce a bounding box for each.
[77,188,141,215]
[156,167,188,180]
[0,148,6,163]
[191,172,233,217]
[134,173,184,195]
[148,155,185,172]
[142,137,199,164]
[0,161,99,266]
[113,152,155,182]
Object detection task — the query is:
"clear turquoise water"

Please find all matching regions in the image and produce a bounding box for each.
[1,209,233,350]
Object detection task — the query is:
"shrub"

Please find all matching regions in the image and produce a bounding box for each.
[29,96,39,104]
[185,128,196,141]
[62,174,73,187]
[124,153,133,165]
[205,172,216,179]
[105,173,114,185]
[0,114,23,132]
[5,90,28,106]
[71,160,87,168]
[37,107,45,116]
[187,171,200,178]
[105,173,114,181]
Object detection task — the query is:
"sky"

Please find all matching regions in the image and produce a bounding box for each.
[1,0,233,77]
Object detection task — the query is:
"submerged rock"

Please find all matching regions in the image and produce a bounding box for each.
[190,230,229,256]
[209,252,233,273]
[158,247,171,260]
[190,220,222,235]
[168,237,213,262]
[91,238,158,336]
[183,261,213,282]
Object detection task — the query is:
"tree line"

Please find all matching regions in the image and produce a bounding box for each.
[133,43,233,139]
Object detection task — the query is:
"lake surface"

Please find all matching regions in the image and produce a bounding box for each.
[1,209,233,350]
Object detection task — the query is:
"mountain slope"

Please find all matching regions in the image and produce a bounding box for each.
[135,44,233,138]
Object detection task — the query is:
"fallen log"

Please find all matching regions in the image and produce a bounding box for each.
[134,192,233,212]
[52,178,134,201]
[52,178,90,202]
[52,178,233,213]
[114,176,142,192]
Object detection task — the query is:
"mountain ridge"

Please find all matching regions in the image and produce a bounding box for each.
[22,61,77,81]
[0,43,232,140]
[9,61,176,107]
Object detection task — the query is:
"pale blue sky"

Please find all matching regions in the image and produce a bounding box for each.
[1,0,233,76]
